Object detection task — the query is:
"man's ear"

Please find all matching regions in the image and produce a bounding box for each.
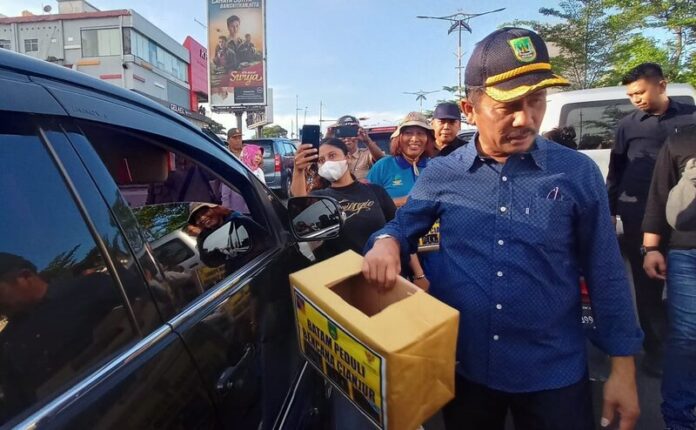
[658,79,668,94]
[460,99,476,125]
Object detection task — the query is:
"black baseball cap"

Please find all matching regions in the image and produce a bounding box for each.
[433,102,461,120]
[336,115,359,126]
[465,27,569,102]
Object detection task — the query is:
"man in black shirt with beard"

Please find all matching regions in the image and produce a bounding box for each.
[606,63,696,376]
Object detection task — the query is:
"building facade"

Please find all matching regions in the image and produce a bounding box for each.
[0,0,212,128]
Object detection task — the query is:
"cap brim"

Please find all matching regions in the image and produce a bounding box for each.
[434,114,461,120]
[485,70,570,103]
[390,121,433,138]
[187,203,217,225]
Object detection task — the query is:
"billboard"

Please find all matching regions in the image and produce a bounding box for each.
[246,88,273,129]
[208,0,266,108]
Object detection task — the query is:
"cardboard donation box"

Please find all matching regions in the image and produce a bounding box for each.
[289,251,459,430]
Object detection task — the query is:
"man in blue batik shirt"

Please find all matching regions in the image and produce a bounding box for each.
[363,28,644,430]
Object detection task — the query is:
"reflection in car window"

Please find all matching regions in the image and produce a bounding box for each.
[77,122,272,315]
[0,115,137,424]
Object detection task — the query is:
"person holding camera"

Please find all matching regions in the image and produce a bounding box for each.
[291,115,384,196]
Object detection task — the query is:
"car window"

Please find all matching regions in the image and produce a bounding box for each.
[559,95,695,151]
[76,121,274,316]
[247,140,274,159]
[284,142,296,155]
[0,114,138,424]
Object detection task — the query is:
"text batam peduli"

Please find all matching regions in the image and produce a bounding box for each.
[294,289,387,428]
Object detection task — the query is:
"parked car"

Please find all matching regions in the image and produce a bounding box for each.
[540,84,696,180]
[244,138,295,197]
[0,48,342,429]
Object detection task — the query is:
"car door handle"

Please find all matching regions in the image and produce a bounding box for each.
[215,344,254,393]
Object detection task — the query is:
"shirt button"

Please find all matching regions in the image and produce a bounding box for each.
[496,304,503,310]
[500,206,507,213]
[498,240,504,246]
[493,335,500,341]
[496,271,504,277]
[520,156,526,160]
[502,176,508,182]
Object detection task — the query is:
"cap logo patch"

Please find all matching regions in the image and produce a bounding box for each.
[509,36,536,63]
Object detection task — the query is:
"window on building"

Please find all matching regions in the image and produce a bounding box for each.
[81,28,121,57]
[0,40,11,50]
[23,39,38,53]
[126,29,188,83]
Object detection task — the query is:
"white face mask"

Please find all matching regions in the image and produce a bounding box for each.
[318,160,348,182]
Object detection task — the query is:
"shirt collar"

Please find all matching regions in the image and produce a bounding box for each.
[639,97,682,121]
[460,133,547,171]
[395,154,428,169]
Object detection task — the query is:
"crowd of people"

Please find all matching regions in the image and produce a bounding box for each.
[218,27,696,430]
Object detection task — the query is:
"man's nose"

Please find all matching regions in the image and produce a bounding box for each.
[512,108,532,128]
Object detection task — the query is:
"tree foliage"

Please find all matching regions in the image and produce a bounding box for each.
[512,0,696,89]
[262,124,288,138]
[511,0,622,89]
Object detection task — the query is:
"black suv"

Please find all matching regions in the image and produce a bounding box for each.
[0,48,340,429]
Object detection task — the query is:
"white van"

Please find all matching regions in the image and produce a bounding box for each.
[540,84,696,180]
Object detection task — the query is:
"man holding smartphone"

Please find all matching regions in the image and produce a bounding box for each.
[291,115,384,197]
[331,115,384,180]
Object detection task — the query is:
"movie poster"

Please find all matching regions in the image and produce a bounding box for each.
[208,0,266,107]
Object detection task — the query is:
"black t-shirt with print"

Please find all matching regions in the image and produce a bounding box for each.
[311,181,396,259]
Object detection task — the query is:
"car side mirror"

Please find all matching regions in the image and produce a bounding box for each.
[287,196,343,242]
[202,220,252,259]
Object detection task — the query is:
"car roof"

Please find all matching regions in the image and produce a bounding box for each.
[546,84,696,104]
[0,48,204,136]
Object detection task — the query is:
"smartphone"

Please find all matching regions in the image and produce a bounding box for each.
[301,125,321,149]
[334,124,359,138]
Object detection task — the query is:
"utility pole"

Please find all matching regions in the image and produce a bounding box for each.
[295,95,300,139]
[418,8,505,99]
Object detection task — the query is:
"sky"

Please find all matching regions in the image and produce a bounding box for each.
[0,0,556,136]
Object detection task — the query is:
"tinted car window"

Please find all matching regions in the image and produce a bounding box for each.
[0,114,138,424]
[560,96,695,150]
[77,122,273,316]
[284,142,296,156]
[246,140,274,159]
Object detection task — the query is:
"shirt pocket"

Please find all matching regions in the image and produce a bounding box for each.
[519,197,575,249]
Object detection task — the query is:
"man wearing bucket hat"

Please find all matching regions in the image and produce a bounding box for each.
[363,28,642,430]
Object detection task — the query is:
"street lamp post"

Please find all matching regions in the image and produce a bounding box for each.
[403,90,439,112]
[417,8,505,99]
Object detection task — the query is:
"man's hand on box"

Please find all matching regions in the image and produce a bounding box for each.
[362,238,401,290]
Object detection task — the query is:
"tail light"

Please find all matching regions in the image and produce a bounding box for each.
[274,154,281,173]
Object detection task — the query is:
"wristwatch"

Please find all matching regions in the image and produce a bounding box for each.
[640,245,660,257]
[375,234,394,241]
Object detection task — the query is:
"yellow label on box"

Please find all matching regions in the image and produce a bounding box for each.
[293,288,386,428]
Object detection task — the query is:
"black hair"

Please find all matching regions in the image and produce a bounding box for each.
[622,63,665,85]
[227,15,241,26]
[319,137,348,155]
[0,252,37,279]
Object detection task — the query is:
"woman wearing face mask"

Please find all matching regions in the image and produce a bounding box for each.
[309,138,397,260]
[366,112,436,207]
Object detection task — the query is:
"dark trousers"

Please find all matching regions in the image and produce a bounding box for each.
[622,221,667,357]
[442,374,595,430]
